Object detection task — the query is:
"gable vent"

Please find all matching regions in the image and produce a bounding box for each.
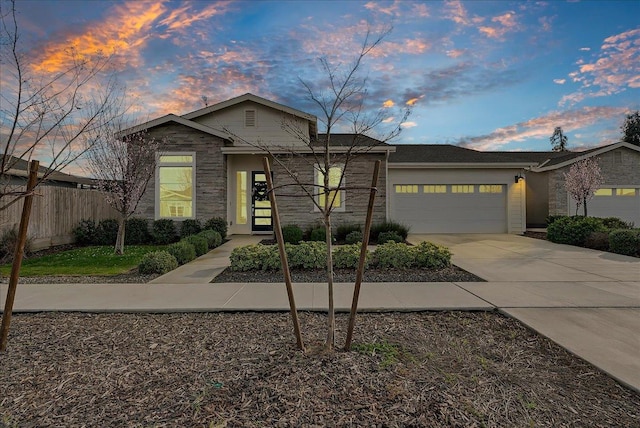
[245,109,256,127]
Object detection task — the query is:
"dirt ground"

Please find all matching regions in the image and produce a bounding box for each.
[1,311,638,427]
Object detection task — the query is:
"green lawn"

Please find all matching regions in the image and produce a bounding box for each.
[0,245,167,277]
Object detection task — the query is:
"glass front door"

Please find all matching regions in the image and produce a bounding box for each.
[251,171,273,232]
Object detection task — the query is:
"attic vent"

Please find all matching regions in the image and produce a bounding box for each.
[245,109,256,127]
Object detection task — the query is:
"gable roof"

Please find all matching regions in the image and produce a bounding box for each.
[118,114,231,141]
[388,142,640,169]
[182,93,318,136]
[2,154,97,187]
[532,141,640,171]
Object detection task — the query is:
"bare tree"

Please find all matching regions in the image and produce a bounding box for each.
[550,127,568,152]
[222,29,409,352]
[0,0,121,212]
[564,158,603,216]
[84,114,164,254]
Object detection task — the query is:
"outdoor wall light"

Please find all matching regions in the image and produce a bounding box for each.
[515,173,524,183]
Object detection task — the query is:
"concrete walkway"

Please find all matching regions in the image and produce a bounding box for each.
[1,233,639,392]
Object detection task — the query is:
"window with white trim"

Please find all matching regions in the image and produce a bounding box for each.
[451,185,475,193]
[423,185,447,193]
[156,153,195,219]
[479,185,503,193]
[395,185,419,193]
[315,164,345,211]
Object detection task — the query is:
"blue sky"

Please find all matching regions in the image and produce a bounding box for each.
[10,0,640,152]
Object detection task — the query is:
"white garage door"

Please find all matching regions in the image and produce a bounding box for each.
[588,187,640,226]
[391,184,507,233]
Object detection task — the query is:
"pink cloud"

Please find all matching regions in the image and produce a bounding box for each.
[553,79,566,85]
[560,28,640,106]
[478,11,520,40]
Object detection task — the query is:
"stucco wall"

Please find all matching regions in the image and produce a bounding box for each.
[548,147,640,216]
[135,122,228,224]
[271,153,387,230]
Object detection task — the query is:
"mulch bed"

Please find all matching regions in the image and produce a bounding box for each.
[1,311,638,427]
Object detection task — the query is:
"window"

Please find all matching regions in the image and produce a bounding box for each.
[316,164,344,211]
[395,185,419,193]
[479,185,503,193]
[594,188,613,196]
[451,185,475,193]
[157,153,195,219]
[423,185,447,193]
[616,188,636,196]
[236,171,247,225]
[245,109,256,127]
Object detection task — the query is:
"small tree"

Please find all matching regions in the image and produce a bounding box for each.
[563,158,603,216]
[550,127,568,152]
[0,0,121,212]
[85,129,163,254]
[621,111,640,146]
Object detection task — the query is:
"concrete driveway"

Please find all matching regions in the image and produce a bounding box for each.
[409,233,640,392]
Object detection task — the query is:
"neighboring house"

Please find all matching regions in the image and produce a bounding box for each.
[122,94,640,235]
[1,155,98,189]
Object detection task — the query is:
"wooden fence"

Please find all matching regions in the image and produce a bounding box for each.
[0,186,119,250]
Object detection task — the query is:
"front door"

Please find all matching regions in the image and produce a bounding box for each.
[251,171,273,232]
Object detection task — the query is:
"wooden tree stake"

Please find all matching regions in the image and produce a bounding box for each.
[344,160,380,350]
[262,157,305,351]
[1,160,40,352]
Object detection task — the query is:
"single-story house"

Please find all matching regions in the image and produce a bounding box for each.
[122,94,640,234]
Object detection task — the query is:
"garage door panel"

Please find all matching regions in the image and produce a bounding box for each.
[588,188,640,225]
[391,186,507,233]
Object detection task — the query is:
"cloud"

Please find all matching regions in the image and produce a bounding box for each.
[553,79,566,84]
[383,100,395,108]
[459,106,628,151]
[446,49,466,58]
[443,0,475,26]
[560,28,640,106]
[401,121,417,128]
[158,1,232,33]
[478,11,520,40]
[363,1,400,16]
[579,47,591,51]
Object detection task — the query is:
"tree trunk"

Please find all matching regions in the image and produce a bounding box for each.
[115,216,126,255]
[324,214,335,352]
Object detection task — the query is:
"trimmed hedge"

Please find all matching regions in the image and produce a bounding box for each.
[125,218,151,245]
[335,223,361,243]
[309,226,327,242]
[377,231,403,244]
[167,241,196,265]
[333,244,368,269]
[198,230,222,249]
[183,235,208,256]
[287,241,327,269]
[204,217,227,239]
[608,229,640,256]
[138,250,178,274]
[95,219,119,245]
[546,216,606,247]
[180,219,202,237]
[345,230,363,245]
[282,225,303,244]
[73,219,98,246]
[153,219,178,245]
[370,220,409,243]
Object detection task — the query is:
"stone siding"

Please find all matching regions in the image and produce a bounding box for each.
[272,153,387,230]
[135,123,227,224]
[548,147,640,216]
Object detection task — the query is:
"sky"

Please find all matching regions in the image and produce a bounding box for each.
[5,0,640,153]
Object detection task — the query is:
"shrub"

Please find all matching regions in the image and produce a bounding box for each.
[545,215,564,226]
[282,224,303,244]
[608,229,640,256]
[73,219,97,246]
[125,218,151,245]
[372,242,413,269]
[167,241,196,265]
[287,241,327,269]
[0,226,33,263]
[335,223,361,243]
[345,230,363,245]
[412,241,451,269]
[204,217,227,239]
[370,221,409,243]
[180,219,202,237]
[333,244,369,269]
[183,235,208,256]
[230,244,271,271]
[600,217,633,230]
[584,231,610,251]
[152,219,178,245]
[138,251,178,275]
[198,230,222,249]
[377,231,403,244]
[95,219,119,245]
[309,226,327,242]
[546,216,605,247]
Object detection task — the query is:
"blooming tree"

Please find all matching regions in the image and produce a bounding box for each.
[85,131,163,254]
[563,158,603,216]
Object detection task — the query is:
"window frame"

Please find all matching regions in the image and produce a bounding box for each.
[155,151,196,220]
[314,163,345,212]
